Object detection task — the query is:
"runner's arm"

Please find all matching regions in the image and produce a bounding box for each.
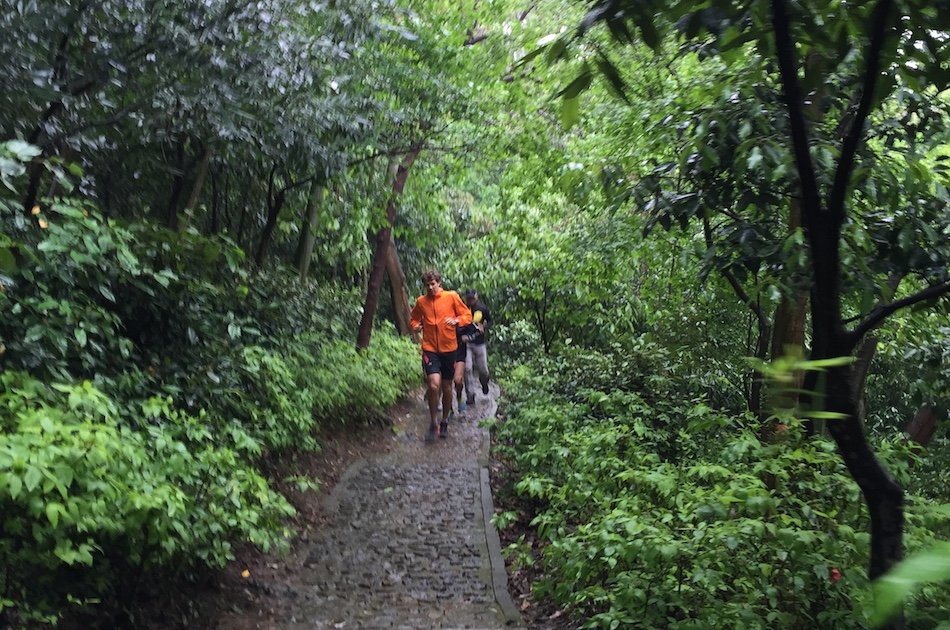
[409,301,424,332]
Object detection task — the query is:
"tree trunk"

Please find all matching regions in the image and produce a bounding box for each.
[180,144,213,231]
[749,316,772,418]
[254,168,286,268]
[823,367,905,583]
[850,273,904,421]
[295,180,325,279]
[905,406,938,446]
[771,3,904,626]
[254,191,285,267]
[356,146,422,350]
[768,197,808,413]
[236,203,249,249]
[386,233,418,341]
[165,139,188,230]
[210,166,221,234]
[769,293,807,361]
[22,164,45,213]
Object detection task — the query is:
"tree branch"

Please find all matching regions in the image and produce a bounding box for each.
[464,29,489,46]
[345,141,474,169]
[702,209,769,328]
[827,0,894,224]
[849,281,950,343]
[770,0,822,221]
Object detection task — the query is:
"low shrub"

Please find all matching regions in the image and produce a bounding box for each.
[495,355,950,629]
[0,201,420,624]
[0,372,295,623]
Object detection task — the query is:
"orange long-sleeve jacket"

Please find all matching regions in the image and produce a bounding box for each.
[410,289,472,353]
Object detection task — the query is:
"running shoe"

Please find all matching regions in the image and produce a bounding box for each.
[440,411,453,438]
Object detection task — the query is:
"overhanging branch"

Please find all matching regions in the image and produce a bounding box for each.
[827,0,894,225]
[849,281,950,343]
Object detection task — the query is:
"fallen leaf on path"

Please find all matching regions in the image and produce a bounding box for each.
[241,569,251,578]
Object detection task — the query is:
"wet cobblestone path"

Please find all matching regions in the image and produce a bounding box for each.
[275,383,521,629]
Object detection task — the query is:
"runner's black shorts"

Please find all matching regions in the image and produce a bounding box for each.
[422,350,456,379]
[455,342,467,363]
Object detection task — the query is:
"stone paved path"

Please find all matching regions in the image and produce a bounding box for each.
[274,383,521,629]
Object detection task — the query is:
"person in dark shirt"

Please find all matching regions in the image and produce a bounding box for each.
[454,320,477,412]
[462,289,492,405]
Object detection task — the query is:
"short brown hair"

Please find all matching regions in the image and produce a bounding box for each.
[421,269,441,284]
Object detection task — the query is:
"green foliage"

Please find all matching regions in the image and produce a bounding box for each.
[868,307,950,432]
[495,348,950,629]
[872,541,950,628]
[0,372,294,622]
[0,198,419,623]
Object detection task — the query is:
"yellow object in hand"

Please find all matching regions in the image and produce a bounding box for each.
[473,311,483,324]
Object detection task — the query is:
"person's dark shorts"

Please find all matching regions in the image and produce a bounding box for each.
[455,343,467,363]
[422,351,455,379]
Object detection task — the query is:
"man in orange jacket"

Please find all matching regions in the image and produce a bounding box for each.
[410,269,472,442]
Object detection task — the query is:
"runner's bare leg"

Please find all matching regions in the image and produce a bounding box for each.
[426,372,442,435]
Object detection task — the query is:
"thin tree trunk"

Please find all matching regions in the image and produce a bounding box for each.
[210,166,221,234]
[254,192,285,267]
[850,273,904,421]
[906,406,938,446]
[702,209,770,415]
[768,197,808,413]
[295,180,325,279]
[386,233,418,341]
[356,145,422,350]
[180,144,212,231]
[748,315,772,418]
[254,166,286,268]
[165,139,188,230]
[236,203,249,249]
[23,165,45,213]
[771,4,904,627]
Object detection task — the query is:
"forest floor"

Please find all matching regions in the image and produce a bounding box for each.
[183,382,525,629]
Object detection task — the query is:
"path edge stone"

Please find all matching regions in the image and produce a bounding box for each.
[480,465,523,626]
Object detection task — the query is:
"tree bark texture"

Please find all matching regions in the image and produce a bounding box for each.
[254,164,286,267]
[905,406,938,446]
[210,167,221,234]
[356,146,422,350]
[768,198,808,412]
[771,3,904,627]
[165,140,188,230]
[181,144,213,230]
[295,180,325,279]
[386,233,418,341]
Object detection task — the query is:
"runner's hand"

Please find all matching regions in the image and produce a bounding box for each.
[444,317,458,326]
